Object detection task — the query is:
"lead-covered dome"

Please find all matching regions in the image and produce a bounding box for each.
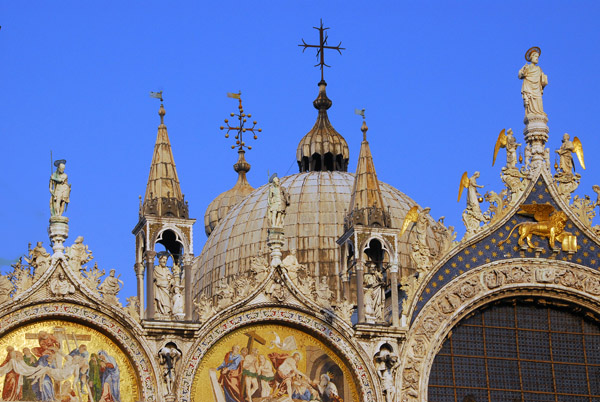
[193,171,444,298]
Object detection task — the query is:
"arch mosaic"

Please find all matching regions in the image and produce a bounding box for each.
[0,302,158,402]
[180,307,378,402]
[399,259,600,402]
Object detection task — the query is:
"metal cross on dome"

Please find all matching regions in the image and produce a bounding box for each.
[298,19,345,82]
[220,91,262,151]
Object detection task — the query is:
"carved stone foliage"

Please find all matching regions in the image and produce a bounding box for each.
[333,300,355,324]
[399,261,600,402]
[125,296,140,322]
[194,293,217,324]
[554,171,581,203]
[179,307,376,402]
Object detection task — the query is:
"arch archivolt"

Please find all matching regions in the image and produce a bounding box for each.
[179,306,381,402]
[0,302,159,402]
[398,259,600,402]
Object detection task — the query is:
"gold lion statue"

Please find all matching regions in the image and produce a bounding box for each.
[498,204,573,251]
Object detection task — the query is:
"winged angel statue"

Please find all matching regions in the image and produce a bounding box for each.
[556,133,585,175]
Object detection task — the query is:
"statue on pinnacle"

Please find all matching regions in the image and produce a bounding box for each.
[518,47,548,116]
[49,159,71,217]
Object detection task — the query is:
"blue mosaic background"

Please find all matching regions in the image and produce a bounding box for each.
[412,174,600,323]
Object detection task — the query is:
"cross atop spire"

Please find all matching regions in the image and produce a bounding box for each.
[298,19,345,82]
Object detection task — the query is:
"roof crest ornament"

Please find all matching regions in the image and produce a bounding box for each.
[298,19,345,83]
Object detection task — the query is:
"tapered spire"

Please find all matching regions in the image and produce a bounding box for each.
[346,118,389,228]
[142,103,188,219]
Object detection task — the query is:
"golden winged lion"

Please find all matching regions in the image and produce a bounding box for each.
[498,204,574,251]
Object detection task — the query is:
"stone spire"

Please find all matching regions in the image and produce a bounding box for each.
[296,81,349,172]
[204,150,254,236]
[346,119,389,229]
[142,103,189,219]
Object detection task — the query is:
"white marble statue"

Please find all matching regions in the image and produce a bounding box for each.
[154,253,173,316]
[50,273,75,296]
[172,285,185,320]
[518,47,548,116]
[25,242,51,278]
[98,269,123,306]
[267,174,289,228]
[158,344,182,396]
[49,159,71,217]
[67,236,93,273]
[364,268,384,323]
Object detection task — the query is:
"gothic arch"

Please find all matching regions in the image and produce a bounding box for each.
[399,259,600,402]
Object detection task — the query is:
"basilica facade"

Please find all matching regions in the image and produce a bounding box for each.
[1,42,599,402]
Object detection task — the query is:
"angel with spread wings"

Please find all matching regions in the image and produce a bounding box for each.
[556,133,585,175]
[457,171,484,216]
[493,128,521,169]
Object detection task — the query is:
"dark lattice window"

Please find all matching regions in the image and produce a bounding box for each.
[428,298,600,402]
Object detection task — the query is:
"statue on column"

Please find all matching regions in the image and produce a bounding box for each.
[267,174,289,228]
[154,252,173,317]
[518,47,548,116]
[49,159,71,217]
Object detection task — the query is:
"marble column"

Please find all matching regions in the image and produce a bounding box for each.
[389,263,400,327]
[356,263,365,323]
[145,250,156,320]
[184,258,193,321]
[134,262,145,319]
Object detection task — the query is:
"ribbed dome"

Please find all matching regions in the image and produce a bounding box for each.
[193,171,444,299]
[296,81,349,172]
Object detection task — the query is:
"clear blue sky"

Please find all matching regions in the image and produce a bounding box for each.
[2,1,600,300]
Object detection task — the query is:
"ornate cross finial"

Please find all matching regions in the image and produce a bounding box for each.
[220,91,262,151]
[298,19,345,82]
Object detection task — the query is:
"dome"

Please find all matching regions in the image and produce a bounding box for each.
[204,150,254,236]
[296,81,349,172]
[193,171,444,299]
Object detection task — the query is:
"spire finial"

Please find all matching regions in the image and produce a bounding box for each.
[298,19,345,83]
[150,91,165,125]
[355,108,367,141]
[220,91,262,152]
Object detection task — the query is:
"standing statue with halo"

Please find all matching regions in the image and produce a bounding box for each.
[518,47,548,117]
[49,159,71,217]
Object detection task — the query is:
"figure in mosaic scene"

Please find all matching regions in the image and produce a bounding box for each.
[49,159,71,217]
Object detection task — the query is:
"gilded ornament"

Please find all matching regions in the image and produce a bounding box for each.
[498,204,574,251]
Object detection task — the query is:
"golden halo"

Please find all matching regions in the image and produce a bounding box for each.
[525,46,541,62]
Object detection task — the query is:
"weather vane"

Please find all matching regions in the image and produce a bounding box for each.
[220,91,261,151]
[150,91,163,102]
[355,108,366,120]
[298,19,345,82]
